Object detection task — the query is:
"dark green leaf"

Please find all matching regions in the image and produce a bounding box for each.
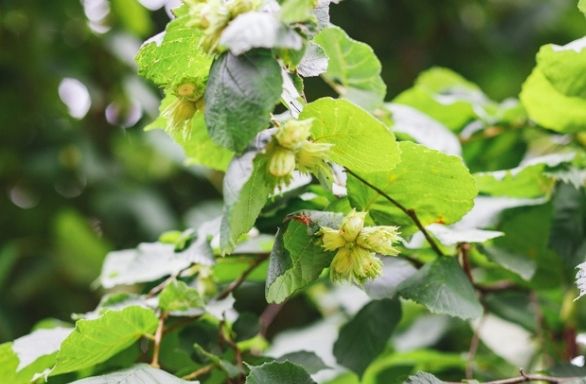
[276,350,329,374]
[399,257,482,320]
[334,299,402,377]
[220,152,273,253]
[265,219,335,303]
[205,50,282,152]
[245,361,316,384]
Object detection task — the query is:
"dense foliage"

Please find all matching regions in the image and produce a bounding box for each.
[2,0,586,383]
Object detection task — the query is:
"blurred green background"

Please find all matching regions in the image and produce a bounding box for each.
[0,0,583,342]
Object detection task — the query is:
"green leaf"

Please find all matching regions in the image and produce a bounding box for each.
[110,0,153,38]
[51,306,159,375]
[193,344,242,378]
[298,42,329,77]
[314,27,386,110]
[363,258,417,300]
[300,97,400,174]
[280,0,317,24]
[485,204,554,281]
[473,153,574,198]
[220,12,302,55]
[0,343,21,384]
[245,361,316,384]
[0,327,73,384]
[276,351,329,374]
[205,50,282,152]
[220,152,273,253]
[136,6,212,88]
[347,141,477,233]
[386,103,461,156]
[393,67,480,131]
[580,0,586,17]
[405,372,445,384]
[159,279,204,314]
[99,238,213,289]
[520,67,586,133]
[146,98,233,171]
[333,299,402,377]
[537,38,586,99]
[265,219,335,303]
[69,364,196,383]
[399,257,483,320]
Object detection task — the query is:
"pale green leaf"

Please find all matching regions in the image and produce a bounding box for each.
[399,257,483,320]
[280,0,316,24]
[51,306,159,375]
[385,103,461,156]
[136,6,212,88]
[145,95,234,171]
[99,238,213,289]
[159,279,204,314]
[245,361,316,384]
[580,0,586,16]
[220,152,273,253]
[0,327,73,384]
[220,12,303,55]
[298,42,329,77]
[333,299,402,377]
[300,97,400,174]
[474,153,574,198]
[12,327,72,371]
[314,27,386,110]
[537,37,586,98]
[69,364,196,383]
[405,372,445,384]
[393,67,481,131]
[347,141,477,233]
[205,50,282,152]
[363,258,417,300]
[520,67,586,133]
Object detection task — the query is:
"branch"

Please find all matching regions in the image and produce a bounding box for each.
[150,312,167,368]
[469,369,575,384]
[260,303,284,337]
[320,75,346,95]
[466,312,486,379]
[216,253,270,300]
[345,168,444,257]
[182,365,214,380]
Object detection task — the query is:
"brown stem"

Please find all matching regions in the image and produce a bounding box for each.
[345,168,444,257]
[320,75,346,95]
[150,313,167,368]
[474,281,521,294]
[466,312,486,379]
[473,369,574,384]
[216,253,270,300]
[219,317,244,383]
[458,243,474,283]
[259,303,284,337]
[182,364,214,380]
